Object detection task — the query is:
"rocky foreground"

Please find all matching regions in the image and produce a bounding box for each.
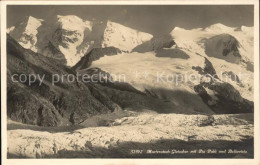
[7,111,253,158]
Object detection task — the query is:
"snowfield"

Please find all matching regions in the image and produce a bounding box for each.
[91,51,204,94]
[91,50,253,101]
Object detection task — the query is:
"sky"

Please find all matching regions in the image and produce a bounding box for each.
[7,5,254,35]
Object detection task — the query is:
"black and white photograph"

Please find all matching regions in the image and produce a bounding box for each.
[1,0,259,163]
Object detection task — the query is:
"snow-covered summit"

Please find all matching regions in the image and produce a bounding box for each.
[7,15,154,66]
[170,23,254,64]
[26,16,44,30]
[49,15,94,66]
[102,20,153,52]
[57,15,92,31]
[8,16,43,34]
[8,16,43,52]
[7,26,15,34]
[239,26,254,36]
[204,23,235,33]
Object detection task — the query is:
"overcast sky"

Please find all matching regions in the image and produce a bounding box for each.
[7,5,254,35]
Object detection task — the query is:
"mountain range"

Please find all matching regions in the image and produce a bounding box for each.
[7,15,254,127]
[8,15,153,66]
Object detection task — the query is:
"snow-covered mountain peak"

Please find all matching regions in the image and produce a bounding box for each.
[240,26,254,35]
[7,15,156,66]
[24,16,43,33]
[7,16,44,52]
[102,20,153,51]
[7,26,15,33]
[170,27,204,38]
[27,16,43,24]
[57,15,93,31]
[49,15,95,66]
[170,23,254,66]
[171,26,203,33]
[171,27,187,32]
[204,23,235,33]
[8,15,43,34]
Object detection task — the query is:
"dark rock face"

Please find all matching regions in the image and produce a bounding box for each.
[194,85,212,104]
[192,57,219,79]
[52,27,83,48]
[205,34,241,63]
[222,71,243,86]
[204,58,218,78]
[155,49,190,59]
[132,34,176,53]
[72,47,121,70]
[245,61,254,72]
[194,82,253,114]
[7,81,64,126]
[42,41,67,65]
[193,58,253,114]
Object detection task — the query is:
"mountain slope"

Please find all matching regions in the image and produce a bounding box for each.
[7,34,121,126]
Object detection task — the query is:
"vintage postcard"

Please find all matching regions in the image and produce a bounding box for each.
[1,0,259,165]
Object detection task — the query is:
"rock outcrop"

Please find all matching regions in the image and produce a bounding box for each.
[205,34,241,63]
[132,34,176,53]
[193,58,253,114]
[72,47,121,70]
